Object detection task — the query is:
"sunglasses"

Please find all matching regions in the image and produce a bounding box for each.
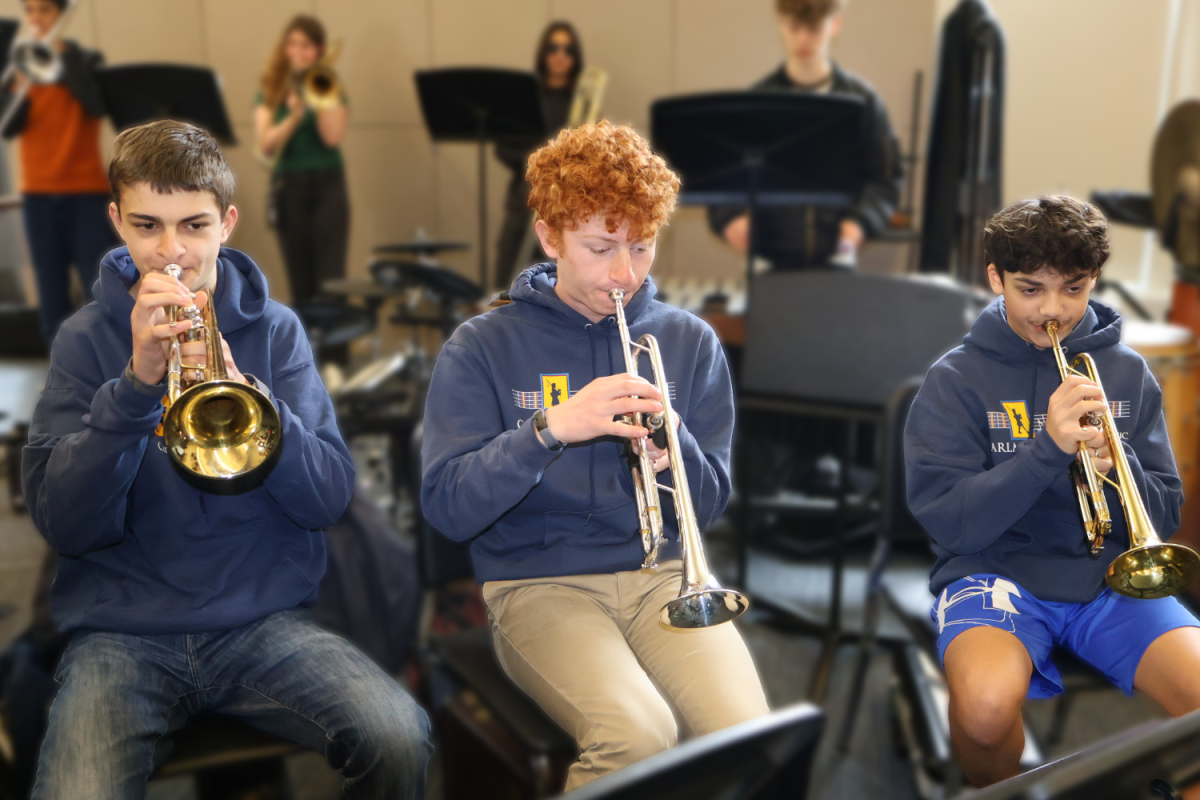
[544,43,577,56]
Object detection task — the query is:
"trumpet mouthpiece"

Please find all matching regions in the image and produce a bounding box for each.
[609,288,625,303]
[1044,320,1060,335]
[165,264,182,280]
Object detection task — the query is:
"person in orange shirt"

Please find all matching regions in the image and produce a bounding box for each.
[1,0,115,348]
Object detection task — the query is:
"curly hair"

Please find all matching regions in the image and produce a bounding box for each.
[776,0,845,24]
[526,121,680,248]
[109,120,235,214]
[983,195,1110,279]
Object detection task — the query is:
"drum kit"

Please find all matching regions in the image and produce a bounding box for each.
[1095,99,1200,556]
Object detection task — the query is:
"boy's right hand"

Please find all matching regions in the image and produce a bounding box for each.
[1045,374,1109,455]
[130,272,203,386]
[542,374,664,445]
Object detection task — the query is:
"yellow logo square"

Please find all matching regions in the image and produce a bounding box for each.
[1002,401,1032,439]
[541,374,569,408]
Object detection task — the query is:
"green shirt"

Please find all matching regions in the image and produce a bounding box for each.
[256,90,345,174]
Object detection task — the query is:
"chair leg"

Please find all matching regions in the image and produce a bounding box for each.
[834,538,891,754]
[1047,690,1076,748]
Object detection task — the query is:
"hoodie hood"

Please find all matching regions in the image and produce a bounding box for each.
[95,246,270,338]
[509,262,658,328]
[963,297,1122,364]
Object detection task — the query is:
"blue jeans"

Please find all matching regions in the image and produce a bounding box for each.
[31,609,431,799]
[21,192,116,347]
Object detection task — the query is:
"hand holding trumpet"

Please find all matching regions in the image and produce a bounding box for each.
[1046,372,1113,474]
[129,269,245,387]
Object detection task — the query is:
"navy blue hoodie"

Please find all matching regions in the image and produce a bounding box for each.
[420,264,733,582]
[906,297,1183,604]
[22,247,355,634]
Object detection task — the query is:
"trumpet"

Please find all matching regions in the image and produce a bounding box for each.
[610,288,749,627]
[1045,319,1200,598]
[0,0,78,133]
[162,265,282,490]
[300,38,342,111]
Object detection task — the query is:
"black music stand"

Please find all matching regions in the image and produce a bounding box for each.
[414,68,546,293]
[0,20,17,72]
[96,64,236,145]
[961,708,1200,799]
[651,91,866,282]
[558,703,824,800]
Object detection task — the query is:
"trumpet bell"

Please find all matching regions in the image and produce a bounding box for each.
[660,584,749,629]
[1106,542,1200,600]
[164,380,282,486]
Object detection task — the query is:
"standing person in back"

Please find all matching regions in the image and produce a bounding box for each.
[1,0,116,347]
[254,14,349,307]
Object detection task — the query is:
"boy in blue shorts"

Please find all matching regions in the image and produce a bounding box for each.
[905,194,1200,789]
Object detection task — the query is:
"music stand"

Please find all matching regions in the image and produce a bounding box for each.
[0,20,17,73]
[414,68,546,293]
[651,91,866,283]
[961,708,1200,799]
[557,703,824,800]
[96,64,236,145]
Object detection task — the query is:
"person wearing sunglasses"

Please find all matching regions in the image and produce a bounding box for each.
[494,21,585,290]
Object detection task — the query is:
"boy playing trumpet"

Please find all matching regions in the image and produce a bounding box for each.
[906,195,1200,790]
[421,121,768,790]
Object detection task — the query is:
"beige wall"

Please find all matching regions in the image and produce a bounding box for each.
[0,0,934,301]
[0,0,1190,305]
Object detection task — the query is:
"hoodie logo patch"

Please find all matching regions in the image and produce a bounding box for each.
[1001,401,1033,439]
[540,374,570,408]
[512,375,576,410]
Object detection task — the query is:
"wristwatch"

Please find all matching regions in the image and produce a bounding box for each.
[532,408,566,451]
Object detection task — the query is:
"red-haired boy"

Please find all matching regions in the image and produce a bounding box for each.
[421,121,769,790]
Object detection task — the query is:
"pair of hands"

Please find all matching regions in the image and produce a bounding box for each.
[541,374,678,472]
[1046,374,1113,474]
[722,215,864,254]
[129,271,246,388]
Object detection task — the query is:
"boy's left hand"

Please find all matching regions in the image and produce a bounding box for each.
[1084,430,1114,476]
[631,413,681,473]
[176,334,247,386]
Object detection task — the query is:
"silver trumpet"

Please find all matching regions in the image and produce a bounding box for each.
[609,287,749,628]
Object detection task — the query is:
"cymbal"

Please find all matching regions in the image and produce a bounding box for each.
[320,278,409,298]
[1152,100,1200,270]
[373,240,469,255]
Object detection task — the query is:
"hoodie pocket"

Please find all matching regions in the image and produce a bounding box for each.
[543,498,638,549]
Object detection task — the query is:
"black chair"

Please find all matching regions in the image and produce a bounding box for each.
[410,422,577,799]
[155,714,300,800]
[555,703,824,800]
[736,270,976,700]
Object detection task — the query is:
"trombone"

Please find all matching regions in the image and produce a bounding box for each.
[162,264,282,490]
[1045,319,1200,598]
[0,0,79,134]
[610,287,749,627]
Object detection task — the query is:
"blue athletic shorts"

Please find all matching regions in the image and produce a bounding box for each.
[932,574,1200,698]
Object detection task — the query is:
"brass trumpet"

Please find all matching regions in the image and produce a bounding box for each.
[300,38,342,111]
[610,287,749,627]
[1045,319,1200,598]
[162,265,282,489]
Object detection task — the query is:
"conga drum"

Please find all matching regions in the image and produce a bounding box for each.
[1122,321,1200,566]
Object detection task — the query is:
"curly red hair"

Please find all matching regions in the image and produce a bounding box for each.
[526,120,680,248]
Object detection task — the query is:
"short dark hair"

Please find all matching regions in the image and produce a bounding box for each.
[776,0,844,24]
[25,0,67,11]
[983,195,1110,280]
[108,120,235,214]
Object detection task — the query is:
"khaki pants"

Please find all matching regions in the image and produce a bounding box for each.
[482,561,770,790]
